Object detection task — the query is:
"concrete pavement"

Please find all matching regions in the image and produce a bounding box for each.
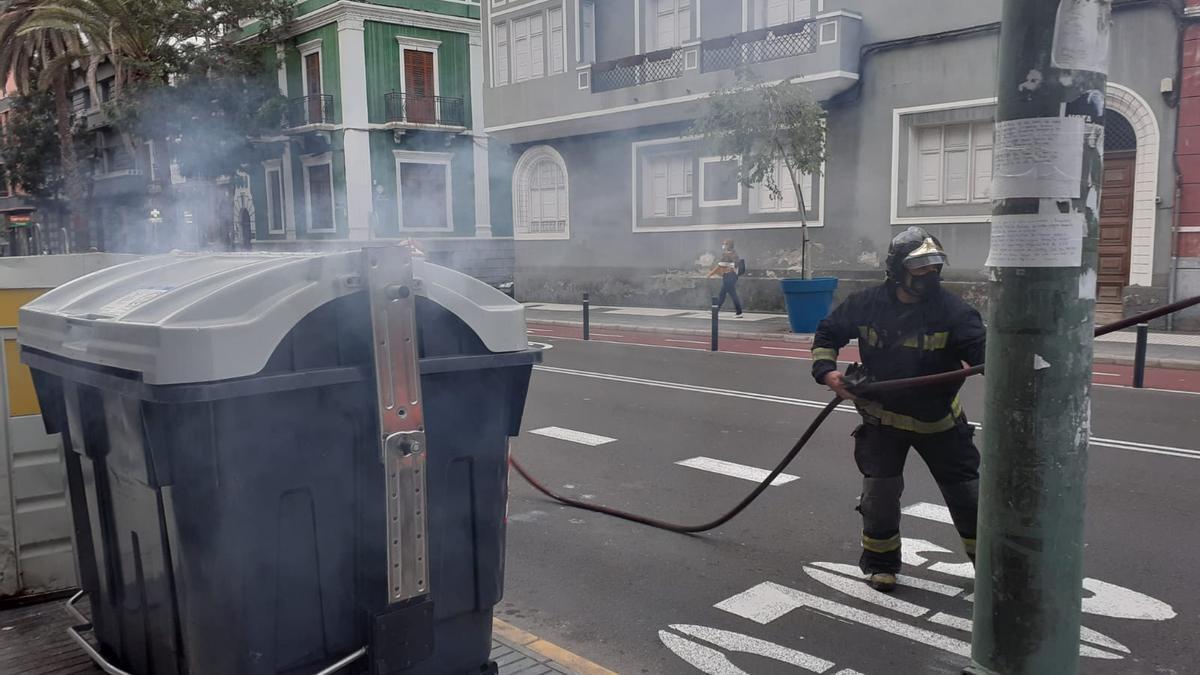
[503,334,1198,673]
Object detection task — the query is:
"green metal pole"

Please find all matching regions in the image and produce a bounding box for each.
[968,1,1109,673]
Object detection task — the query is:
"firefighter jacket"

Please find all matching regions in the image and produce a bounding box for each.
[811,284,986,434]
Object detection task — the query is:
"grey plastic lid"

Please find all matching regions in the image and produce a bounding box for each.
[17,251,528,385]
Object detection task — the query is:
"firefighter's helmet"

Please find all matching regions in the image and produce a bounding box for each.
[885,227,948,283]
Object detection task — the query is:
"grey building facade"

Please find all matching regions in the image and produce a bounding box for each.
[482,0,1183,323]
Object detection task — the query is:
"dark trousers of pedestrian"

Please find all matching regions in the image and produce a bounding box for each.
[718,273,742,315]
[853,419,980,574]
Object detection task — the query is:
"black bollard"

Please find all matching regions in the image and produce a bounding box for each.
[711,296,719,352]
[1133,323,1148,388]
[582,292,590,341]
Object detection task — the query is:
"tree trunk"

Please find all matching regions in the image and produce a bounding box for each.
[53,76,90,251]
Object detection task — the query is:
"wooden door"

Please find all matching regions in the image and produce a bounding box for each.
[304,52,322,123]
[404,50,435,124]
[1097,153,1135,324]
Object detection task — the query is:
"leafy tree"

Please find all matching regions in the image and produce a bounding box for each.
[692,70,826,278]
[0,88,64,200]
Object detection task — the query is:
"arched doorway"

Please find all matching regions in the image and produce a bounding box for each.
[1096,111,1138,324]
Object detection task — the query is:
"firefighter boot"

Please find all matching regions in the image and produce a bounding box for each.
[858,475,905,578]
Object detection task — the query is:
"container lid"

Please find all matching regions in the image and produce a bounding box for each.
[18,251,528,385]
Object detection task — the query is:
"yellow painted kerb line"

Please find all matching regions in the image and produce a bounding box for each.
[492,618,619,675]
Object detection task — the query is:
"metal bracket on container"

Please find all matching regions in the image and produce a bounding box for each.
[364,245,431,605]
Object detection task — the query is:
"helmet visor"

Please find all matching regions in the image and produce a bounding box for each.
[903,238,949,270]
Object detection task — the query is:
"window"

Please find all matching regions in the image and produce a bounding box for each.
[72,90,91,114]
[514,146,569,239]
[752,159,813,214]
[493,5,565,86]
[580,0,596,64]
[699,158,741,207]
[98,135,134,175]
[264,161,286,234]
[399,38,441,125]
[303,154,335,233]
[910,121,993,206]
[652,0,692,50]
[754,0,811,28]
[493,23,510,85]
[646,153,693,218]
[549,8,565,74]
[395,150,453,232]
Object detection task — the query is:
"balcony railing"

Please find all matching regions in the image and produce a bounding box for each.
[384,92,466,128]
[285,94,336,128]
[701,20,817,73]
[591,47,684,93]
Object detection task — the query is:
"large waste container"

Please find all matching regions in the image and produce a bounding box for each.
[18,247,541,675]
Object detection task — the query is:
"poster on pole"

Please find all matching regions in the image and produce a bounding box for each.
[985,213,1085,268]
[1052,0,1112,74]
[991,117,1085,199]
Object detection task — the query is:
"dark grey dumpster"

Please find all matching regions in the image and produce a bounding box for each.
[18,248,541,675]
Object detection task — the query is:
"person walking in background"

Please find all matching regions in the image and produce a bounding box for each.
[708,239,744,317]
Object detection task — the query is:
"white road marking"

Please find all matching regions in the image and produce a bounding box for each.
[1093,371,1123,377]
[803,567,928,617]
[589,332,625,338]
[809,562,962,597]
[525,303,587,312]
[606,307,693,317]
[664,625,838,673]
[659,632,748,675]
[666,338,712,345]
[529,426,616,447]
[676,457,799,486]
[535,365,1200,460]
[761,346,812,353]
[716,582,972,657]
[528,341,555,350]
[1081,578,1177,621]
[675,311,780,322]
[928,612,1128,659]
[901,502,954,524]
[527,327,556,333]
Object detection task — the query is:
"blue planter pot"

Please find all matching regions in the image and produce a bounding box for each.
[781,277,839,333]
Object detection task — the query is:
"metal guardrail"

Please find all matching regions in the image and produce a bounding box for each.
[384,92,466,127]
[591,48,685,93]
[701,20,817,73]
[285,94,336,128]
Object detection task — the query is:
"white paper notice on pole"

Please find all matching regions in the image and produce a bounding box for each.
[991,117,1085,199]
[985,213,1085,268]
[1051,0,1112,74]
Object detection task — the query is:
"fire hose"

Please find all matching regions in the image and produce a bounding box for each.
[508,294,1200,535]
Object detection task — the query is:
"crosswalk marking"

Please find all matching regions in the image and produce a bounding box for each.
[901,502,954,524]
[529,426,617,447]
[676,457,799,486]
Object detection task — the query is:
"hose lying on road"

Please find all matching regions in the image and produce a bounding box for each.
[509,295,1200,534]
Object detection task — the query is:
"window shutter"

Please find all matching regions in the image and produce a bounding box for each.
[972,121,994,201]
[767,0,790,26]
[530,13,545,79]
[652,158,668,216]
[549,9,564,74]
[513,18,530,82]
[494,23,509,85]
[678,0,692,43]
[794,0,812,20]
[656,0,676,49]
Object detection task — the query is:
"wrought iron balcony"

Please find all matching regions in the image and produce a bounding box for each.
[591,47,685,93]
[384,92,466,128]
[285,94,336,129]
[701,20,817,73]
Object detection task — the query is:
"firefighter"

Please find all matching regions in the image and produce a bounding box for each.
[811,227,986,592]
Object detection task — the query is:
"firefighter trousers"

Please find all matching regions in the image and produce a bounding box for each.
[852,419,980,575]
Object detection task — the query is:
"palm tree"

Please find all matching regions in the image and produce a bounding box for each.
[0,0,93,250]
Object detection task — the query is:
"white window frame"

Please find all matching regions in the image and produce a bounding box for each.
[644,152,694,218]
[909,121,993,206]
[263,159,287,234]
[549,7,565,75]
[397,37,442,99]
[492,2,571,87]
[493,21,510,86]
[698,157,743,208]
[890,98,997,225]
[302,152,337,234]
[632,137,825,232]
[819,20,838,45]
[513,145,571,241]
[750,158,814,215]
[650,0,693,51]
[752,0,813,29]
[298,39,324,97]
[394,149,454,233]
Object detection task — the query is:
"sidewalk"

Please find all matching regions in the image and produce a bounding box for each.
[524,302,1200,371]
[0,595,615,675]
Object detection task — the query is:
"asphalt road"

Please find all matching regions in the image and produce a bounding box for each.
[500,336,1199,674]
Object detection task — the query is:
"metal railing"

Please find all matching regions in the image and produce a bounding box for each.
[384,92,466,127]
[285,94,336,128]
[591,48,684,93]
[701,20,817,73]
